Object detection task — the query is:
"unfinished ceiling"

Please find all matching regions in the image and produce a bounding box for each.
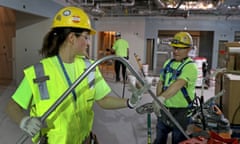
[54,0,240,18]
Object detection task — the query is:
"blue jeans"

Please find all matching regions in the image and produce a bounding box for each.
[154,108,190,144]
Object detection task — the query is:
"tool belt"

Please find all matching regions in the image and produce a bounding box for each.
[83,132,99,144]
[38,134,48,144]
[37,132,99,144]
[160,107,190,129]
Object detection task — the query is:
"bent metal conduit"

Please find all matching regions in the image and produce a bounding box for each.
[17,55,190,144]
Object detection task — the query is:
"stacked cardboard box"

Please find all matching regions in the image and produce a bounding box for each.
[224,42,240,72]
[215,42,240,125]
[222,74,240,125]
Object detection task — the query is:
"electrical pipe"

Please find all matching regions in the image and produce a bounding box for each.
[17,55,189,144]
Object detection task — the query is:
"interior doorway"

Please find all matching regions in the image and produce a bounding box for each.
[0,7,15,85]
[97,31,116,79]
[146,39,154,71]
[97,31,115,59]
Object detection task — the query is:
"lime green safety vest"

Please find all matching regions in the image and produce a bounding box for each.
[160,57,197,108]
[24,56,96,144]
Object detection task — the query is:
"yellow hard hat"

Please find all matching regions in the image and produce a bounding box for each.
[52,6,96,35]
[170,32,193,48]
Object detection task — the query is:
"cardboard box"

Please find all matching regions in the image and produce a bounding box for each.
[225,42,240,71]
[227,55,235,71]
[222,74,240,125]
[224,42,240,47]
[236,55,240,70]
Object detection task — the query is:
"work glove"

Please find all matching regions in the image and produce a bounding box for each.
[20,116,42,137]
[127,82,150,109]
[152,96,166,117]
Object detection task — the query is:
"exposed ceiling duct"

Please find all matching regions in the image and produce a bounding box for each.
[153,0,166,8]
[53,0,240,17]
[90,3,105,17]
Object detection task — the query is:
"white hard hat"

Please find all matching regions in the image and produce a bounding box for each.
[115,32,121,37]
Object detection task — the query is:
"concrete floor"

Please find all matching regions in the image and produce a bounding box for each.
[0,74,215,144]
[0,84,32,144]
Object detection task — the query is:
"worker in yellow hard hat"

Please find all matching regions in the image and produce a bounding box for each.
[6,6,145,144]
[153,32,198,144]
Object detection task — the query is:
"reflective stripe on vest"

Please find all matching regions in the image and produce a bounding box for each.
[33,63,50,100]
[33,59,95,100]
[84,58,95,89]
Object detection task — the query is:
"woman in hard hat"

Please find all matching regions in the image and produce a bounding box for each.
[6,6,142,144]
[153,32,198,144]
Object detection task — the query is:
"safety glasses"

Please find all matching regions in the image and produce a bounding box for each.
[172,47,190,50]
[171,39,191,47]
[74,33,90,40]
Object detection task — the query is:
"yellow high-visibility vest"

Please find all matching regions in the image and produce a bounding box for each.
[24,56,96,144]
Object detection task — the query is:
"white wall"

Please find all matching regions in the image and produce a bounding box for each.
[0,0,61,18]
[16,19,51,83]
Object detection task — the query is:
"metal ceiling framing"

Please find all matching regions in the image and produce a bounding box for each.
[53,0,240,18]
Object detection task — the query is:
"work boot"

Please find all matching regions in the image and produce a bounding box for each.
[116,77,120,82]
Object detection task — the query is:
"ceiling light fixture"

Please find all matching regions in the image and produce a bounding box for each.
[166,0,223,10]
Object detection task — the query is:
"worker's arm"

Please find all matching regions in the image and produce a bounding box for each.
[156,80,163,96]
[96,96,127,109]
[153,79,187,117]
[6,99,43,137]
[97,81,149,109]
[160,78,187,99]
[6,99,26,124]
